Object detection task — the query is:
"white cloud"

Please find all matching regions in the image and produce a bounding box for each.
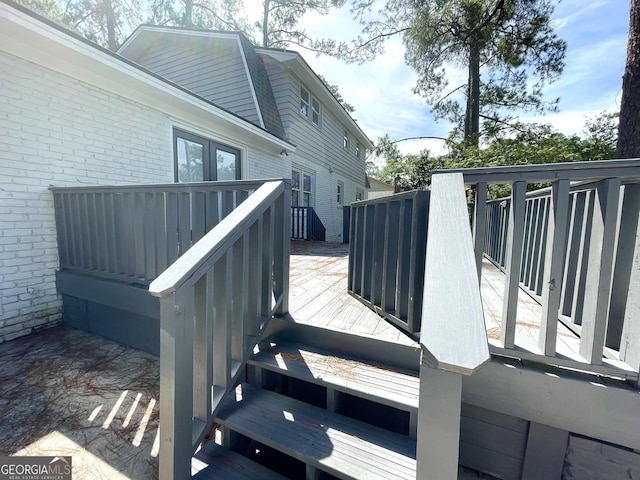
[259,0,628,157]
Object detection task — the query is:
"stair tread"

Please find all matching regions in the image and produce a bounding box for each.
[248,342,420,411]
[216,383,417,480]
[192,441,288,480]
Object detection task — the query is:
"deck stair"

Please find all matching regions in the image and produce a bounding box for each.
[192,340,421,479]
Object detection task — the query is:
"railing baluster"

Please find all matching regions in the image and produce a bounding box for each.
[193,274,208,424]
[262,204,275,317]
[192,191,206,244]
[165,192,179,266]
[381,201,400,314]
[534,197,551,296]
[580,178,622,364]
[473,182,488,283]
[539,179,570,356]
[571,190,595,326]
[273,190,290,314]
[178,191,190,255]
[501,181,526,349]
[231,238,246,365]
[560,192,585,317]
[213,253,231,391]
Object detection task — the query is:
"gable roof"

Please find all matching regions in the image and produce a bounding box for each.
[119,26,286,140]
[119,25,373,151]
[256,47,374,150]
[0,0,295,154]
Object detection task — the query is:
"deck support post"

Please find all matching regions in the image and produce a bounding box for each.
[521,422,569,480]
[416,361,462,480]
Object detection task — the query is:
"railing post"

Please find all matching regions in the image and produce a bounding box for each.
[607,184,640,348]
[539,179,570,355]
[579,178,621,364]
[159,290,195,480]
[501,181,527,349]
[416,359,462,480]
[274,188,290,315]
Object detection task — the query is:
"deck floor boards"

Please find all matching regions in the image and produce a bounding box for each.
[290,241,628,376]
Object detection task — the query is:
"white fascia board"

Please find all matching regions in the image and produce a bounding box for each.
[0,5,295,155]
[258,48,374,150]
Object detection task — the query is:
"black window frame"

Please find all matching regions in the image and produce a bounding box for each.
[173,128,241,182]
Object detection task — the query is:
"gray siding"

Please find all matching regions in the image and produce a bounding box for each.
[126,34,261,126]
[263,58,366,189]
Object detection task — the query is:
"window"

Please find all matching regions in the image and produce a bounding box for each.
[311,98,320,126]
[355,143,361,160]
[300,86,310,117]
[174,130,241,182]
[174,129,241,182]
[292,167,314,207]
[355,188,364,201]
[337,181,344,206]
[343,129,349,150]
[300,85,321,126]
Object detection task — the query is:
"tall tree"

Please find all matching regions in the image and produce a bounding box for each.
[616,0,640,158]
[347,0,566,146]
[256,0,345,49]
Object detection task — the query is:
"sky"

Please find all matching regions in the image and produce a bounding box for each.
[267,0,630,157]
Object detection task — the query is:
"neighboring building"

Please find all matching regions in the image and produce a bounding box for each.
[367,177,395,199]
[118,26,373,242]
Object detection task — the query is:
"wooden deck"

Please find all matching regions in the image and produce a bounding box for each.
[289,241,417,346]
[290,241,632,378]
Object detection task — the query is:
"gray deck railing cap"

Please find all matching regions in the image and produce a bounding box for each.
[433,158,640,185]
[49,179,290,192]
[420,172,490,376]
[149,181,285,297]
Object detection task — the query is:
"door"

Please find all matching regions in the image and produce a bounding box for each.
[174,129,241,182]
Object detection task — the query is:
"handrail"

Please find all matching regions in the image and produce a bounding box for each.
[49,179,275,192]
[420,172,490,374]
[149,180,291,480]
[439,158,640,184]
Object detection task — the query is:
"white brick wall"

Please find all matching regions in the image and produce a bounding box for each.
[0,51,174,343]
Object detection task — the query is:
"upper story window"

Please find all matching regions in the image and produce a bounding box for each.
[355,188,364,201]
[343,129,349,150]
[300,85,321,126]
[355,143,361,160]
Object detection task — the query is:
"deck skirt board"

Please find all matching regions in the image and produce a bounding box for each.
[216,384,417,479]
[249,343,420,411]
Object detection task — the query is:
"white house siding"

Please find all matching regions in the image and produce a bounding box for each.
[263,59,367,241]
[0,51,167,344]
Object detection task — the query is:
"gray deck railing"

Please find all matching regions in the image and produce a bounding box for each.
[453,159,640,381]
[348,190,429,335]
[416,172,489,479]
[51,180,268,285]
[291,206,326,241]
[148,180,291,480]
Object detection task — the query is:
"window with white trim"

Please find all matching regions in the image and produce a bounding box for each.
[292,167,314,207]
[343,129,349,150]
[300,85,321,126]
[337,181,344,206]
[355,142,361,160]
[355,188,364,201]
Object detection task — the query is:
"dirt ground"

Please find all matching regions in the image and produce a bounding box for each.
[0,326,159,479]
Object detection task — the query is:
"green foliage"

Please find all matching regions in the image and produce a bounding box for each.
[371,112,619,198]
[317,74,355,113]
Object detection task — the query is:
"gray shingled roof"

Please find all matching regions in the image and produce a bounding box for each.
[237,35,286,140]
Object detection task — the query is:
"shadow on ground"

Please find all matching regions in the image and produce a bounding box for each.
[0,326,159,479]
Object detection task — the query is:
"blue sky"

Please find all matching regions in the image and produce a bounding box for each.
[290,0,629,156]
